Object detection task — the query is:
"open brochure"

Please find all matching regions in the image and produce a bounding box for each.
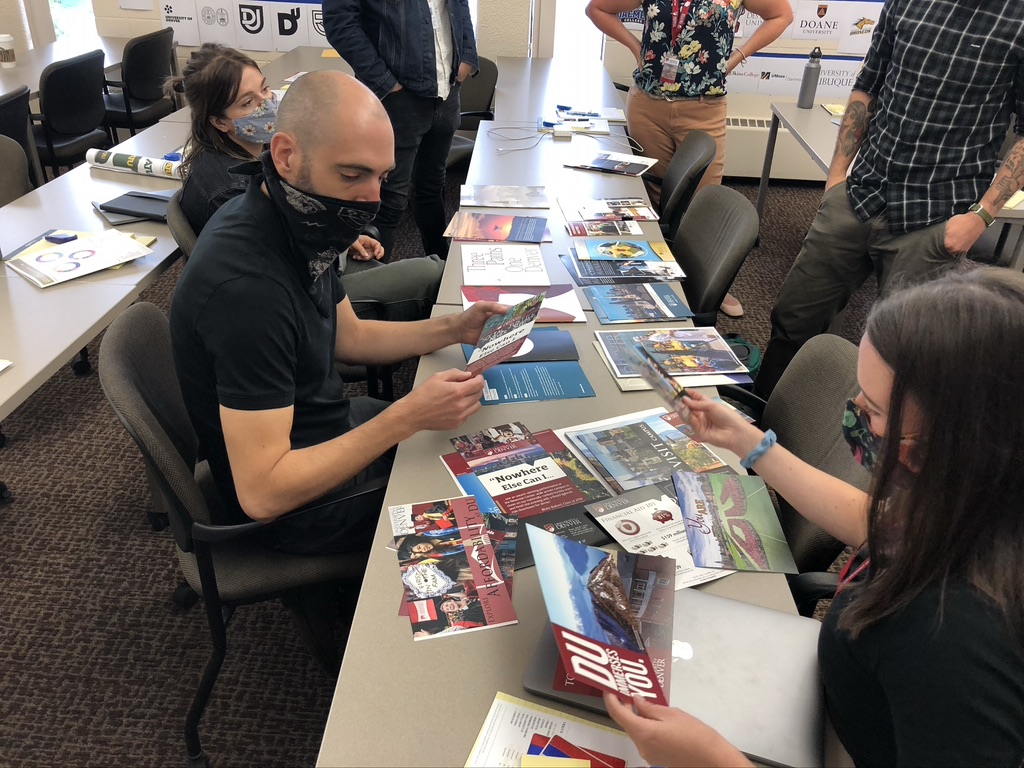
[391,495,518,640]
[672,471,798,573]
[461,284,585,323]
[4,229,152,288]
[529,526,674,705]
[465,692,645,767]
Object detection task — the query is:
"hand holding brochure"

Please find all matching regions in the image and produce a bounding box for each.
[465,293,545,373]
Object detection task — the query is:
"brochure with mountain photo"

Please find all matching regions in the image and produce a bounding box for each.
[672,471,799,574]
[444,211,551,243]
[529,525,675,705]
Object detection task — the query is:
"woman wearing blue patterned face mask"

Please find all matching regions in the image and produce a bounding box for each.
[606,268,1024,768]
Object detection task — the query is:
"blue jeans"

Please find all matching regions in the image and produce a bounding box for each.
[376,83,461,259]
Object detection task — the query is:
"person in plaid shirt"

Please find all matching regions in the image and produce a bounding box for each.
[756,0,1024,396]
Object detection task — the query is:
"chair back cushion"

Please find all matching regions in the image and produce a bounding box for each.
[0,86,35,174]
[38,49,106,135]
[671,185,759,323]
[167,188,198,259]
[762,334,870,571]
[98,302,211,551]
[0,135,33,205]
[123,28,175,101]
[459,57,498,132]
[660,129,716,238]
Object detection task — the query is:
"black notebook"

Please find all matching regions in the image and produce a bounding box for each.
[99,189,175,222]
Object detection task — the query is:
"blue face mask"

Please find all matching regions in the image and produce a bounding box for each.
[232,94,278,144]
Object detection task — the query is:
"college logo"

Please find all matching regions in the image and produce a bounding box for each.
[311,9,325,36]
[277,6,300,35]
[817,4,828,18]
[615,519,641,536]
[239,4,264,34]
[760,71,771,80]
[201,5,229,25]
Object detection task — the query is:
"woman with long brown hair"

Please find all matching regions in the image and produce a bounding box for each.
[608,268,1024,766]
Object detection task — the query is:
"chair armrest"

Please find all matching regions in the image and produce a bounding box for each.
[460,110,494,120]
[191,476,390,544]
[29,112,43,124]
[104,78,125,88]
[717,384,767,422]
[360,223,381,242]
[786,571,840,617]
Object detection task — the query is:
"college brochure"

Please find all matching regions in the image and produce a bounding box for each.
[529,526,674,705]
[465,692,644,768]
[559,196,659,222]
[477,361,596,405]
[560,251,685,285]
[460,185,550,208]
[442,424,605,520]
[585,483,730,590]
[564,151,658,177]
[460,284,585,323]
[673,471,799,574]
[585,283,694,324]
[595,327,749,380]
[392,495,518,640]
[4,229,152,288]
[444,211,551,243]
[559,408,730,495]
[515,504,612,570]
[566,219,644,237]
[593,342,750,392]
[461,243,550,286]
[573,239,674,262]
[462,329,579,365]
[465,294,545,374]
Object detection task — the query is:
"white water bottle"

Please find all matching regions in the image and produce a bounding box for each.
[796,47,822,109]
[0,34,15,69]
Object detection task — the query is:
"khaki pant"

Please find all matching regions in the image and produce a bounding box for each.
[626,86,728,206]
[755,183,960,396]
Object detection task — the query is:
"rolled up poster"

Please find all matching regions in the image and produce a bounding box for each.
[85,149,182,179]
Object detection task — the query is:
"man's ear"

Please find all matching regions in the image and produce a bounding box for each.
[270,131,300,181]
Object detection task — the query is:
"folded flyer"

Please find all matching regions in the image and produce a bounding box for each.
[529,526,674,705]
[392,495,518,640]
[585,283,694,324]
[585,482,731,590]
[465,293,545,374]
[461,284,585,323]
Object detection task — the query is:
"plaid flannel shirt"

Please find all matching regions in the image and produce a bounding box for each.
[848,0,1024,234]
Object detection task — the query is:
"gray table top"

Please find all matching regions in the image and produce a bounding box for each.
[316,306,796,768]
[494,57,625,125]
[0,36,130,98]
[0,120,187,420]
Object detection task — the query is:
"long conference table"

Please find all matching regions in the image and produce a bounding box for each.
[317,58,842,768]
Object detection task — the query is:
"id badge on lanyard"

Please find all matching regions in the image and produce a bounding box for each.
[660,0,694,86]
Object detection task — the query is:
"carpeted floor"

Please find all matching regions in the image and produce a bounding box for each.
[0,169,873,767]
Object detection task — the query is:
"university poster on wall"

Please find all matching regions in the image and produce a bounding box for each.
[160,0,332,51]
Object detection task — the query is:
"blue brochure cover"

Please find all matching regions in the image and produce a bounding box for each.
[478,361,595,405]
[585,283,695,324]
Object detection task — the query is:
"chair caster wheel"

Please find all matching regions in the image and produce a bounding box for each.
[173,582,199,610]
[186,751,210,768]
[147,510,169,531]
[72,358,92,376]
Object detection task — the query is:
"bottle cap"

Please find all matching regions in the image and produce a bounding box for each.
[810,46,822,59]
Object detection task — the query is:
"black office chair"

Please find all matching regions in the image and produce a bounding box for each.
[98,302,380,767]
[0,86,41,187]
[721,334,870,616]
[668,185,759,327]
[658,130,717,242]
[104,28,176,138]
[32,49,110,178]
[0,135,34,206]
[447,57,498,167]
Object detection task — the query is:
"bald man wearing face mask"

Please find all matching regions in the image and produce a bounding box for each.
[170,72,504,556]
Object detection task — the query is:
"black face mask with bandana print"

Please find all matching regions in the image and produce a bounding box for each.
[259,151,380,315]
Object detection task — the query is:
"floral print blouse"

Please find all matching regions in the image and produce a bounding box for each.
[633,0,743,99]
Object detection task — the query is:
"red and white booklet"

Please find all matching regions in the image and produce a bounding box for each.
[391,495,517,641]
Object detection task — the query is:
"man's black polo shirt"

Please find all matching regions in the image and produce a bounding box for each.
[170,178,349,524]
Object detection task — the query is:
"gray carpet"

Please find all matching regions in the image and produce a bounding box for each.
[0,170,871,767]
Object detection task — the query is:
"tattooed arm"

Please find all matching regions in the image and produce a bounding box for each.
[825,90,874,192]
[944,136,1024,254]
